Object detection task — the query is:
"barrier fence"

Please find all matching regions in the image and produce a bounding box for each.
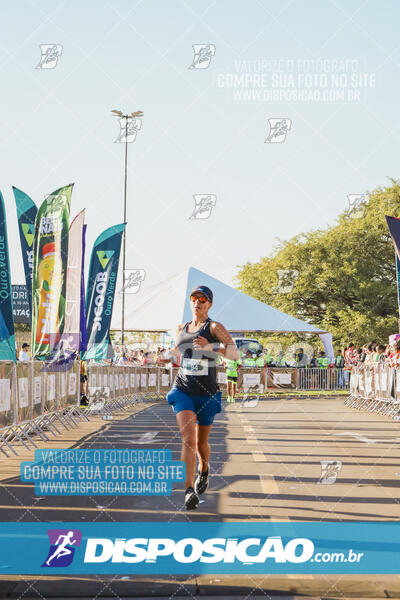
[345,364,400,418]
[0,363,350,457]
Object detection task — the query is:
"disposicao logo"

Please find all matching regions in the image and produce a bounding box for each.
[21,223,34,247]
[96,250,114,269]
[42,529,82,567]
[83,535,315,564]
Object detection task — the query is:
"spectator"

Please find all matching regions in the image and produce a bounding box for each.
[317,351,329,368]
[375,344,386,363]
[335,349,345,368]
[80,360,88,405]
[355,347,363,364]
[243,350,256,367]
[394,340,400,367]
[318,351,328,389]
[344,343,355,368]
[255,350,266,368]
[364,343,375,365]
[18,343,31,361]
[275,350,286,367]
[296,347,308,367]
[335,349,345,388]
[117,352,128,366]
[264,348,274,365]
[309,355,317,368]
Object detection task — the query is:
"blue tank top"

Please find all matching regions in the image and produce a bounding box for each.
[174,317,219,396]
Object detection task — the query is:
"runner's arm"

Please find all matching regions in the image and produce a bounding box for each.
[209,321,240,361]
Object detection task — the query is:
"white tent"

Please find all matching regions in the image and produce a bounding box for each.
[111,268,333,356]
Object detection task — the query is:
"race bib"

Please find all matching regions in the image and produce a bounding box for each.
[182,358,208,376]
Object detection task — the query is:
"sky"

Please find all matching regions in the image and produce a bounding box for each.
[1,0,399,328]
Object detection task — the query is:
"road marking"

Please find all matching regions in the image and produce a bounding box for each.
[259,475,279,495]
[335,431,400,444]
[252,451,266,462]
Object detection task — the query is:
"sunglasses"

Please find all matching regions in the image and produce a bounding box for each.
[190,294,208,303]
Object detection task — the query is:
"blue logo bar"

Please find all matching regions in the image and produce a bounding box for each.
[0,522,399,574]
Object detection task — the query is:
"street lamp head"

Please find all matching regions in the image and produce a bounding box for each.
[131,110,144,118]
[111,109,123,117]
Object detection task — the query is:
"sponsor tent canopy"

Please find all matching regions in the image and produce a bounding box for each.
[111,267,332,356]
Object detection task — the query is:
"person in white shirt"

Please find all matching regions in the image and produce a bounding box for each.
[19,343,31,361]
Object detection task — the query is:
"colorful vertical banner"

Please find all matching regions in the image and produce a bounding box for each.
[396,254,400,321]
[80,224,88,353]
[13,187,37,317]
[58,210,85,358]
[0,192,16,361]
[385,215,400,320]
[31,185,72,360]
[84,224,125,361]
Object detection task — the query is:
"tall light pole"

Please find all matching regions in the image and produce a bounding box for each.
[111,109,144,347]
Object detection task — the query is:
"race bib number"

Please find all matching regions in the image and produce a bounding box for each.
[182,358,208,376]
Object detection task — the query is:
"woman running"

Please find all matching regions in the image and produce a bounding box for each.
[161,285,239,510]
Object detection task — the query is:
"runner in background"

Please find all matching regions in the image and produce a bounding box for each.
[224,355,241,403]
[160,285,239,510]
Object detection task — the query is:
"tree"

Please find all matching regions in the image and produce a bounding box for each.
[235,179,400,347]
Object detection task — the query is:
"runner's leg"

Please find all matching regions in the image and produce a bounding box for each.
[197,424,212,473]
[176,410,197,488]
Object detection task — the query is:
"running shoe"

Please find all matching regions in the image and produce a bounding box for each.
[185,486,199,510]
[226,396,231,403]
[195,468,209,495]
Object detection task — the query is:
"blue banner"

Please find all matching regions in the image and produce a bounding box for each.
[0,522,399,574]
[13,186,37,317]
[79,224,87,353]
[84,223,125,360]
[396,254,400,319]
[0,191,16,361]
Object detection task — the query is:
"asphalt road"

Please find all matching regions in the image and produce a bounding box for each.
[0,395,399,597]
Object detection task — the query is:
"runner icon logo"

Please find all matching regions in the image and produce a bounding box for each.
[36,44,63,69]
[114,117,142,144]
[189,195,217,220]
[318,460,342,485]
[265,118,292,143]
[347,194,367,219]
[188,44,216,69]
[120,269,146,294]
[42,529,82,567]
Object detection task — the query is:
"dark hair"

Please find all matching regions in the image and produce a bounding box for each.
[395,340,400,352]
[377,344,385,352]
[348,343,354,348]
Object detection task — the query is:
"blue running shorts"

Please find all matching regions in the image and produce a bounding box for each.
[166,387,222,426]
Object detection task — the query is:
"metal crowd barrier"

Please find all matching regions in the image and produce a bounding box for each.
[296,368,349,391]
[216,366,347,394]
[345,364,400,418]
[86,364,173,414]
[0,360,86,457]
[0,362,174,457]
